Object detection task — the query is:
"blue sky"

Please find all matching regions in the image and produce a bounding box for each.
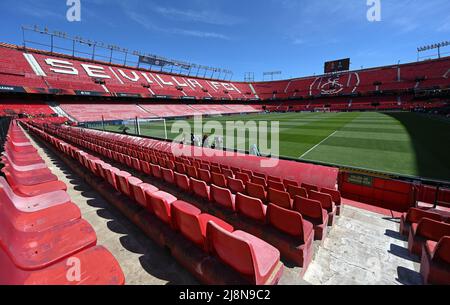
[1,0,449,81]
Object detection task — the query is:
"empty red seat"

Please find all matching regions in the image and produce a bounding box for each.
[267,203,313,240]
[210,185,236,211]
[140,160,151,175]
[211,165,221,174]
[171,200,233,251]
[6,172,67,197]
[199,169,212,184]
[400,208,444,236]
[190,178,211,201]
[267,188,292,209]
[185,165,198,179]
[222,169,234,178]
[128,180,159,208]
[252,175,267,188]
[241,169,253,178]
[420,237,450,285]
[320,187,342,215]
[235,193,267,223]
[408,218,450,256]
[0,217,97,271]
[115,171,135,196]
[149,191,178,223]
[283,179,298,189]
[267,180,285,192]
[235,172,250,184]
[2,166,57,186]
[309,190,336,226]
[175,172,190,192]
[211,172,227,188]
[228,177,245,194]
[161,168,175,184]
[206,221,283,285]
[0,246,125,285]
[246,182,267,202]
[302,183,319,194]
[150,164,162,179]
[200,163,210,171]
[287,185,308,199]
[175,162,186,174]
[293,196,328,240]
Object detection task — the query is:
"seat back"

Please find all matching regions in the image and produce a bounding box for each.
[161,168,175,184]
[252,175,267,188]
[186,165,198,179]
[151,164,162,178]
[267,188,292,209]
[150,191,176,223]
[407,208,443,224]
[235,172,250,184]
[175,173,190,192]
[199,169,211,184]
[417,218,450,241]
[190,178,210,200]
[235,193,266,222]
[287,185,308,199]
[433,237,450,264]
[211,185,235,210]
[267,180,285,192]
[267,203,306,241]
[211,172,227,188]
[175,162,186,174]
[206,222,255,277]
[171,201,204,247]
[302,183,319,194]
[309,190,333,210]
[320,187,341,204]
[246,182,266,202]
[293,196,323,220]
[228,177,245,194]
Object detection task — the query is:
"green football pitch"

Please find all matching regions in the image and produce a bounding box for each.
[95,112,450,181]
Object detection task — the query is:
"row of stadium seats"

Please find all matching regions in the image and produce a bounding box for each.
[399,207,450,284]
[24,121,284,285]
[0,121,125,285]
[0,103,54,116]
[31,122,345,268]
[59,103,262,121]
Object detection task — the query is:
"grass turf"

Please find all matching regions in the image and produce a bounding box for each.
[95,111,450,181]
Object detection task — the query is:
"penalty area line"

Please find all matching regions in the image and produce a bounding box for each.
[299,130,339,159]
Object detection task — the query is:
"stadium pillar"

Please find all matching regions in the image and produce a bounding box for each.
[102,115,105,131]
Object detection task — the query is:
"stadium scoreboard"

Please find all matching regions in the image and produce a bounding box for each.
[324,58,350,73]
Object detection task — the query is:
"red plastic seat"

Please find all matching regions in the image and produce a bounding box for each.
[320,187,342,215]
[228,177,245,194]
[115,171,136,196]
[0,218,97,270]
[222,169,234,178]
[235,193,267,223]
[198,169,211,184]
[206,221,282,285]
[246,181,267,202]
[190,178,211,201]
[267,203,314,241]
[267,180,285,192]
[6,172,67,197]
[408,218,450,256]
[140,160,151,175]
[185,165,198,179]
[302,183,319,194]
[161,168,175,184]
[150,164,162,179]
[211,172,227,188]
[287,185,308,199]
[149,191,178,223]
[2,165,57,186]
[283,179,298,189]
[210,185,236,211]
[175,172,191,192]
[267,188,292,209]
[211,165,222,174]
[0,246,125,285]
[128,180,159,208]
[235,172,250,184]
[400,208,444,236]
[171,200,233,251]
[309,190,336,226]
[252,175,267,188]
[420,237,450,285]
[293,196,329,240]
[1,155,47,171]
[175,162,186,174]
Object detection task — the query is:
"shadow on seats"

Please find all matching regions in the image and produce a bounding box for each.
[31,134,199,285]
[396,266,423,285]
[388,244,420,263]
[384,229,407,241]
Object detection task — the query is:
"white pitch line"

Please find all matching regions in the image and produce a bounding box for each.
[299,130,338,159]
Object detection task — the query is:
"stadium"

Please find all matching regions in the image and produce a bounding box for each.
[0,0,449,289]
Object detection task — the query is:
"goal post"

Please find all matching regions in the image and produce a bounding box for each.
[128,117,168,140]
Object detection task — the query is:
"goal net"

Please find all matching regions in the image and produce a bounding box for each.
[122,118,168,139]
